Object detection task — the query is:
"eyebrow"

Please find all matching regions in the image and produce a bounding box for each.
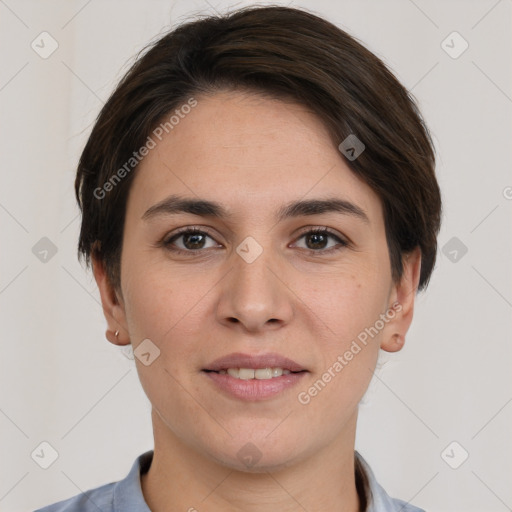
[142,194,370,225]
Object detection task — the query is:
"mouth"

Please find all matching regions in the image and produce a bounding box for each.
[205,367,298,380]
[202,352,308,400]
[203,351,306,375]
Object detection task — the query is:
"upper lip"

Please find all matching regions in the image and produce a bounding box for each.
[204,352,306,372]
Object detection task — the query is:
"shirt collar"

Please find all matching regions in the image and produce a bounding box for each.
[356,450,409,511]
[113,450,153,512]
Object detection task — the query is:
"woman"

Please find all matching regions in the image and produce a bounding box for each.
[36,5,441,511]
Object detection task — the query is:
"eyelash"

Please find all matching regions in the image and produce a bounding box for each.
[161,226,349,256]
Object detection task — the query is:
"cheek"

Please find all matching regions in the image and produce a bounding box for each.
[121,257,208,340]
[297,346,379,438]
[305,268,387,345]
[297,271,387,401]
[120,267,205,416]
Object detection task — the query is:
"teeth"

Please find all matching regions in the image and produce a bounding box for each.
[222,368,292,380]
[255,368,272,380]
[239,368,255,380]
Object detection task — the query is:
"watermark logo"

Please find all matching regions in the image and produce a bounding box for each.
[441,441,469,469]
[237,442,263,468]
[31,441,59,469]
[338,134,365,161]
[442,236,468,263]
[31,31,59,59]
[134,338,160,366]
[236,236,263,264]
[441,31,469,60]
[32,237,58,263]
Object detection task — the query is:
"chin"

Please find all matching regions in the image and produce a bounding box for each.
[202,432,308,474]
[213,450,301,474]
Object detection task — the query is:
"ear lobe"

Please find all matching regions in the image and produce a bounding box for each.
[382,333,405,353]
[92,253,130,346]
[380,247,422,353]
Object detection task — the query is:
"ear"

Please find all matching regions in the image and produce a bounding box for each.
[92,252,130,346]
[380,246,422,353]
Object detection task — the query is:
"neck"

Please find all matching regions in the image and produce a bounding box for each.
[141,409,362,512]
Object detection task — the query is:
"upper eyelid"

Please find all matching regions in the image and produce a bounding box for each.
[165,226,218,242]
[164,226,348,247]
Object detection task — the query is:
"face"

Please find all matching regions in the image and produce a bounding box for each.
[95,90,420,472]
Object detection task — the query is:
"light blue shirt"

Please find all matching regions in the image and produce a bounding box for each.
[34,450,425,512]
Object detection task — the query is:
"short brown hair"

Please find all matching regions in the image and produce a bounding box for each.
[75,5,442,293]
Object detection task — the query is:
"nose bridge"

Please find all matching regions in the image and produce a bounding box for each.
[217,234,293,330]
[235,237,274,292]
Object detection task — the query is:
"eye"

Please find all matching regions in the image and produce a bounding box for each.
[293,228,348,253]
[162,227,221,254]
[160,226,349,256]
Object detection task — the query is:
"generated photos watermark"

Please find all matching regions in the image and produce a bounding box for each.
[297,301,402,405]
[93,97,198,200]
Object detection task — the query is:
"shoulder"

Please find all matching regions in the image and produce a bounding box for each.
[355,451,426,512]
[33,481,116,512]
[33,451,154,512]
[369,487,426,512]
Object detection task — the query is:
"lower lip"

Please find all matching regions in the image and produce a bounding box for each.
[203,371,307,401]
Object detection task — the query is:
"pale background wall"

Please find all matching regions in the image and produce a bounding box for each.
[0,1,511,511]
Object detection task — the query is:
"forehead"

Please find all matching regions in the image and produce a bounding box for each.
[126,90,383,226]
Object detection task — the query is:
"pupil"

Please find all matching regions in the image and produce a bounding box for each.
[308,233,326,249]
[184,233,205,249]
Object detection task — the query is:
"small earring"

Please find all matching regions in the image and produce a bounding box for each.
[115,330,120,338]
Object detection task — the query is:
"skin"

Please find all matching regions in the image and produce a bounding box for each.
[93,90,421,512]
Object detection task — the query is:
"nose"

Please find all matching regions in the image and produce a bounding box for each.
[215,242,294,333]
